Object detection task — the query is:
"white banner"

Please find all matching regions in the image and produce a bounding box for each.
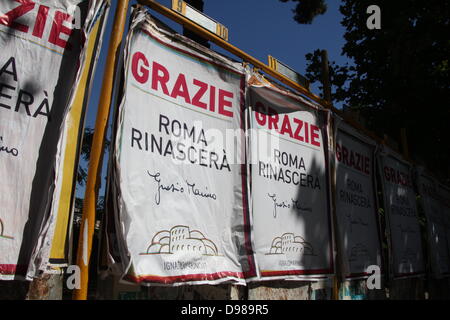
[416,170,450,278]
[378,148,425,278]
[247,73,333,280]
[111,9,255,285]
[0,0,99,280]
[334,121,382,279]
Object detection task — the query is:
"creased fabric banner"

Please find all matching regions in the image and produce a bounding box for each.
[29,0,110,278]
[378,147,425,278]
[246,72,333,280]
[334,120,382,279]
[0,0,103,280]
[416,169,450,278]
[111,9,255,285]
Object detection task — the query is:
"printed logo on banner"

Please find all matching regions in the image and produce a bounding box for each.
[140,225,219,256]
[266,233,315,257]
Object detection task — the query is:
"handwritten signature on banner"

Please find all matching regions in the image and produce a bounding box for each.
[267,193,312,218]
[345,211,369,233]
[0,136,18,157]
[147,171,217,205]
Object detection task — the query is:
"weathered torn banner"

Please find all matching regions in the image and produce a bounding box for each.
[246,72,333,280]
[29,0,110,277]
[416,169,450,278]
[378,148,425,278]
[111,9,255,285]
[334,120,382,279]
[0,0,105,280]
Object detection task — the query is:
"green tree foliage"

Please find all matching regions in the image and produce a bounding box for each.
[75,128,109,213]
[76,127,110,187]
[279,0,327,24]
[288,0,450,179]
[76,127,93,187]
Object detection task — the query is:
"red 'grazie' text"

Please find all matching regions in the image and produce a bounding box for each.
[384,166,411,187]
[254,101,321,147]
[336,143,371,175]
[131,51,235,118]
[0,0,75,50]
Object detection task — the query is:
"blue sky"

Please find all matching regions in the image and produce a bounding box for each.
[76,0,350,199]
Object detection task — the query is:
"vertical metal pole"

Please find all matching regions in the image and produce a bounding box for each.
[320,49,340,300]
[73,0,129,300]
[329,118,341,301]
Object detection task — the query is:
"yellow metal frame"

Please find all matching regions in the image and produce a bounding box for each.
[267,55,310,90]
[216,23,228,42]
[268,55,278,71]
[171,0,186,15]
[171,0,228,41]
